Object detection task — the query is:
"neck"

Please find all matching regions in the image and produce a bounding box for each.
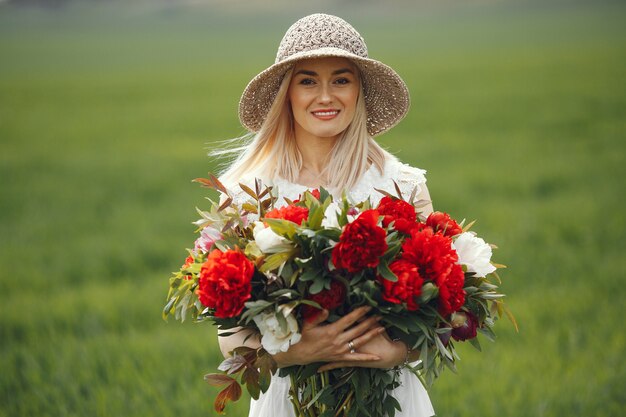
[293,125,340,187]
[294,127,339,175]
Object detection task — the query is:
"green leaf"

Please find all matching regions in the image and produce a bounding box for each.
[276,310,288,333]
[180,292,191,322]
[255,350,277,393]
[277,301,298,318]
[478,326,497,342]
[242,367,261,399]
[309,278,325,295]
[504,305,519,332]
[259,251,293,273]
[418,282,438,303]
[480,293,506,300]
[264,218,297,238]
[306,203,325,230]
[268,289,299,299]
[469,336,482,351]
[377,260,398,282]
[304,385,327,409]
[462,219,476,232]
[299,268,320,282]
[245,241,263,258]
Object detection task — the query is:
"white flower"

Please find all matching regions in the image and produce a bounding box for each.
[194,226,222,254]
[253,310,302,354]
[253,221,292,253]
[452,232,497,278]
[321,202,358,229]
[321,202,342,229]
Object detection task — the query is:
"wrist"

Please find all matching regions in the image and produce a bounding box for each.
[272,351,296,368]
[392,339,411,368]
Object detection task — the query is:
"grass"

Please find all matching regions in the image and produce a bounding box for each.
[1,1,625,416]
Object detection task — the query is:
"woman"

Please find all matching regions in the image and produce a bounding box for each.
[217,13,436,417]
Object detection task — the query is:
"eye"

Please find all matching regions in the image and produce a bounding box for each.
[299,78,316,85]
[334,77,351,85]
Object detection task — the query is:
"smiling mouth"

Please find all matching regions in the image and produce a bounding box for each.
[311,110,340,120]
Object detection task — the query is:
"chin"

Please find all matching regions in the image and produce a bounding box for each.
[314,130,345,139]
[307,124,349,139]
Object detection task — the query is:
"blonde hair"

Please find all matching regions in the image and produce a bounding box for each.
[216,64,394,192]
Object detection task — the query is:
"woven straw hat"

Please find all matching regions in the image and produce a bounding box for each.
[238,13,410,137]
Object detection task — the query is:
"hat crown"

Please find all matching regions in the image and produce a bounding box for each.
[275,13,368,64]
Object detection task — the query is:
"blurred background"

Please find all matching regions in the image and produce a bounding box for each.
[1,0,624,416]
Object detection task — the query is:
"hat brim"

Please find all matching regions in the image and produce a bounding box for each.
[238,47,410,137]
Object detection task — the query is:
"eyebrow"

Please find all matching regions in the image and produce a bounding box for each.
[294,68,355,76]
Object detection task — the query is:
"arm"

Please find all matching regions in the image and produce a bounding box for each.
[317,332,417,372]
[218,306,385,368]
[217,327,261,358]
[416,183,434,218]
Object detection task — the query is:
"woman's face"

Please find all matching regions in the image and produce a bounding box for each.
[288,57,360,141]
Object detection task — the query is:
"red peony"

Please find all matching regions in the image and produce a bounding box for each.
[332,209,388,273]
[379,260,424,311]
[376,196,417,234]
[197,249,254,318]
[401,227,465,315]
[182,255,194,280]
[265,205,309,225]
[182,255,194,269]
[401,228,459,286]
[451,311,479,341]
[437,263,466,316]
[425,212,463,237]
[301,280,346,321]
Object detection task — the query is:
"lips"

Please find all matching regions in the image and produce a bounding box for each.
[311,109,340,120]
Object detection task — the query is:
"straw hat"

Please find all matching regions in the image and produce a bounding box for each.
[238,13,410,137]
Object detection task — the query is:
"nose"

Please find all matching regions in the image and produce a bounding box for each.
[317,83,333,104]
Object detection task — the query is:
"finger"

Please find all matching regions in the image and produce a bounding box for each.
[333,305,372,331]
[348,326,386,349]
[302,309,329,329]
[339,353,380,362]
[337,316,382,345]
[318,362,348,372]
[318,356,378,372]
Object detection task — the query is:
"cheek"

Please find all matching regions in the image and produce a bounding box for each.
[289,91,311,115]
[342,89,359,116]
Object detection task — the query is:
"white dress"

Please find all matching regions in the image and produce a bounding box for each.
[227,156,436,417]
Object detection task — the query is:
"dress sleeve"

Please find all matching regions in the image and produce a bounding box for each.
[364,158,428,206]
[394,162,427,200]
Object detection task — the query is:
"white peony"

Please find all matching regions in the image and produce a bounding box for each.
[253,221,293,253]
[253,310,302,354]
[321,202,342,229]
[452,232,497,278]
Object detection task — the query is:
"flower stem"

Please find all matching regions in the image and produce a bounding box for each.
[288,374,305,417]
[334,390,354,417]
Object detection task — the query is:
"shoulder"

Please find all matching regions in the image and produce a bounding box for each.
[353,156,427,205]
[384,156,427,188]
[384,156,433,216]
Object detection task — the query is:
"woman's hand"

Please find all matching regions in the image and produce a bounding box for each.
[272,306,385,368]
[317,330,408,371]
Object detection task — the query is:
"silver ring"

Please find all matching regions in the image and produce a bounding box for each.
[348,340,356,353]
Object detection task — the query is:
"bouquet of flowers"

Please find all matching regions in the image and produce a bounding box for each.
[163,174,516,417]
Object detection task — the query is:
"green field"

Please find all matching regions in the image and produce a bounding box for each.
[1,1,625,416]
